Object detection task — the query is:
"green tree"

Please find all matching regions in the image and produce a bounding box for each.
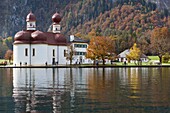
[4,37,13,50]
[0,41,8,59]
[162,53,170,63]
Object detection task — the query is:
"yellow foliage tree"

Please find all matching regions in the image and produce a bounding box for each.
[126,43,141,65]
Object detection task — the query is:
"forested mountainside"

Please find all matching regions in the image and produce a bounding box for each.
[65,0,169,35]
[147,0,170,10]
[0,0,80,37]
[0,0,169,37]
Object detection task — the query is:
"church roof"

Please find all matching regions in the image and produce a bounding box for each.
[45,32,67,46]
[14,30,67,46]
[26,12,36,22]
[52,12,61,24]
[14,30,34,44]
[14,12,67,46]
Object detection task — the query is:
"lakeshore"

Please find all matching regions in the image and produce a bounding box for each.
[1,64,170,68]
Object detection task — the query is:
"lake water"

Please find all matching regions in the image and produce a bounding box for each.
[0,67,170,113]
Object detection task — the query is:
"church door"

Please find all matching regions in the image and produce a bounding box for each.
[52,58,55,65]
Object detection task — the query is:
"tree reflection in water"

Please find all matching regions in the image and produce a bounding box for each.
[0,67,170,113]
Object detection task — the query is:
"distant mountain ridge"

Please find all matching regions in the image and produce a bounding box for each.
[0,0,169,38]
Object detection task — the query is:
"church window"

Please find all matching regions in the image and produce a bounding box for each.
[53,49,55,57]
[64,50,67,57]
[25,48,28,56]
[33,48,35,56]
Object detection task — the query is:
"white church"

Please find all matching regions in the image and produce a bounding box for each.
[13,12,68,66]
[13,12,92,66]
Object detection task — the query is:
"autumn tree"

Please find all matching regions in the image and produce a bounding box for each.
[88,29,97,37]
[74,32,82,38]
[150,27,170,63]
[138,37,150,54]
[86,36,115,65]
[126,43,142,65]
[4,50,13,64]
[74,32,90,40]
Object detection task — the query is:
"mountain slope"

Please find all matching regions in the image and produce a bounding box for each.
[0,0,169,37]
[147,0,170,10]
[66,0,169,35]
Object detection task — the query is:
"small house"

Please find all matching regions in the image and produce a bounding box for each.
[118,49,149,63]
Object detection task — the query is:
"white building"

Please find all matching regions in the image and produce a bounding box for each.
[67,35,92,64]
[13,12,68,66]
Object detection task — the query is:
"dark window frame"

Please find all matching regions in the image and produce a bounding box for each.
[53,49,55,57]
[25,48,28,56]
[33,48,35,56]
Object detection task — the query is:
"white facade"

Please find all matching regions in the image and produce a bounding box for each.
[72,43,89,64]
[47,45,67,65]
[13,44,30,66]
[31,44,48,65]
[13,44,68,66]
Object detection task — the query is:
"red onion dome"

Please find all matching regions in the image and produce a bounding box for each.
[31,30,47,41]
[14,30,32,41]
[26,12,36,22]
[55,34,67,43]
[52,12,61,23]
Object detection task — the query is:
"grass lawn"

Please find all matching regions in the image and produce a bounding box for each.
[148,56,160,60]
[113,56,170,66]
[0,59,7,62]
[0,59,10,65]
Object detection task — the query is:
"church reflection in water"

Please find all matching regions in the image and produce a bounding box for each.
[12,68,80,113]
[12,67,170,112]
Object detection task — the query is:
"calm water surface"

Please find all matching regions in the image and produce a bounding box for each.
[0,67,170,113]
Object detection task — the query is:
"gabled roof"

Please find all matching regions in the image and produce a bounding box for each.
[69,36,89,43]
[118,49,130,58]
[140,54,148,58]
